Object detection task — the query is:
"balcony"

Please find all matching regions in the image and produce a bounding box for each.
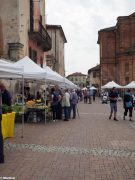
[29,19,52,51]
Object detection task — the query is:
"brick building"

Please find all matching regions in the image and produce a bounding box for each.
[98,12,135,86]
[46,25,67,76]
[0,0,51,66]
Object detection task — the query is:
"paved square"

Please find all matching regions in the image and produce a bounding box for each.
[0,98,135,180]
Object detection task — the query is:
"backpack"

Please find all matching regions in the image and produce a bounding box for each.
[52,92,59,105]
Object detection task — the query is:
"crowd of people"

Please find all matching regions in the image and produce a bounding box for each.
[82,89,97,103]
[0,82,135,164]
[50,86,78,121]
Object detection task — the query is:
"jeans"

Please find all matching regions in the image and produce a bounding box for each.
[110,102,117,113]
[57,102,62,120]
[63,107,70,120]
[52,105,59,120]
[70,103,77,118]
[124,107,133,117]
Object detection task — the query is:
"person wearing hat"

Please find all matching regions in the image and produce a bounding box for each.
[108,87,118,121]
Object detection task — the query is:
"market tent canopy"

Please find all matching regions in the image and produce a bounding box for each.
[43,66,64,83]
[101,81,122,89]
[90,86,97,90]
[124,81,135,88]
[0,59,23,78]
[63,77,78,89]
[82,87,87,90]
[0,59,10,64]
[14,56,46,80]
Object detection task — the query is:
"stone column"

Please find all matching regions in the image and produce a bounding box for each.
[8,43,24,61]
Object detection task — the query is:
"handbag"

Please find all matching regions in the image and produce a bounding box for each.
[125,101,132,108]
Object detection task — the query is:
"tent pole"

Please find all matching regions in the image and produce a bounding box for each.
[44,80,47,125]
[21,75,24,138]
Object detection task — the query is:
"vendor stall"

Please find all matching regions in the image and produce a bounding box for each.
[0,59,24,163]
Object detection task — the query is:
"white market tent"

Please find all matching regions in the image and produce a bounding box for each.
[63,77,77,89]
[82,86,97,91]
[43,66,64,84]
[14,56,46,80]
[101,81,122,89]
[14,56,56,127]
[0,59,10,64]
[0,59,25,137]
[124,81,135,89]
[82,87,87,90]
[0,59,23,79]
[90,86,97,90]
[15,57,72,87]
[43,66,78,88]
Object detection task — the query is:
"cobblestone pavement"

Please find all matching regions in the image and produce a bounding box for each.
[0,98,135,180]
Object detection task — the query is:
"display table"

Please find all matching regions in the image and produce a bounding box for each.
[1,112,16,139]
[26,105,51,123]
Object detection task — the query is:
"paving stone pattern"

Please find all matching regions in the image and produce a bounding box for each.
[0,99,135,180]
[4,142,135,158]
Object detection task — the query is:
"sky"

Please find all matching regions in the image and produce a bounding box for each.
[46,0,135,76]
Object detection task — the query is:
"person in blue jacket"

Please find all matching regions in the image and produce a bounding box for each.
[123,89,134,121]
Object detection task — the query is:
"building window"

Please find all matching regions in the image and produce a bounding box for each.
[125,77,129,84]
[93,72,96,78]
[29,47,32,59]
[125,62,129,72]
[40,57,43,67]
[30,0,34,31]
[32,50,37,63]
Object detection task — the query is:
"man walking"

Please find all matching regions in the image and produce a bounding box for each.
[70,89,78,119]
[109,87,118,121]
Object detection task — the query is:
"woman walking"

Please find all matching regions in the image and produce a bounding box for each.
[123,89,134,121]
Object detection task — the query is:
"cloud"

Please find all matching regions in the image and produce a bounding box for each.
[46,0,135,75]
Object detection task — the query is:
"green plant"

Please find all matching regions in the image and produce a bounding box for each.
[12,105,23,113]
[2,104,12,114]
